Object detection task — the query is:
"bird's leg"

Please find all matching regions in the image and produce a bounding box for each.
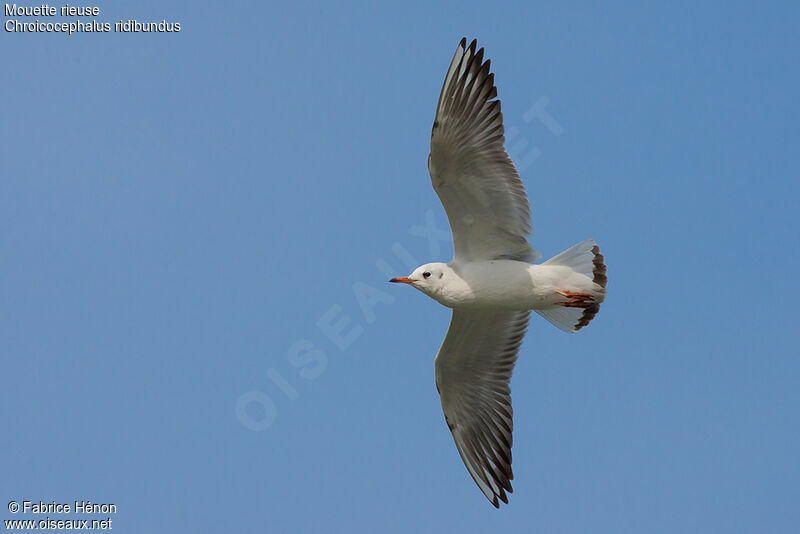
[555,290,595,309]
[556,290,593,299]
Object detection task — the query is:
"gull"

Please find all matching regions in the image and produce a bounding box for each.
[389,38,608,508]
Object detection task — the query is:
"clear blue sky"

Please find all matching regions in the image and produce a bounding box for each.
[2,1,798,532]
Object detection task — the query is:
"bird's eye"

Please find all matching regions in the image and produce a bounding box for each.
[423,271,431,279]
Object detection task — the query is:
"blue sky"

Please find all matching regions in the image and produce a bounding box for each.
[2,1,799,532]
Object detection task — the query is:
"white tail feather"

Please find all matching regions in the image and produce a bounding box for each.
[542,239,597,275]
[536,239,607,333]
[536,307,585,333]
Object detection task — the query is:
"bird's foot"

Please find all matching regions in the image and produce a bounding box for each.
[555,290,595,309]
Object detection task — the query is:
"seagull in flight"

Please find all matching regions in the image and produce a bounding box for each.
[389,38,608,508]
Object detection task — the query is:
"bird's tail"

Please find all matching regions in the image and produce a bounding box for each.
[535,239,607,333]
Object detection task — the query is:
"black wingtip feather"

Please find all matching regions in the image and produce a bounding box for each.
[474,47,485,68]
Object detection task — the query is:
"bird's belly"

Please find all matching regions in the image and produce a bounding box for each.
[469,283,554,310]
[450,261,554,310]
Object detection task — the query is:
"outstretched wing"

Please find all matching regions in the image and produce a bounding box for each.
[435,309,530,507]
[429,38,538,263]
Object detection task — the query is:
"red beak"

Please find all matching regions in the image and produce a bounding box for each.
[389,277,415,284]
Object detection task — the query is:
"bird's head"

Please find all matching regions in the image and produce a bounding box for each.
[389,262,449,297]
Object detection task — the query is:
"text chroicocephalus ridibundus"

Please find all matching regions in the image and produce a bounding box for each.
[389,38,608,508]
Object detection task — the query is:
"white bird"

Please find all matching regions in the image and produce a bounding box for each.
[389,38,608,508]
